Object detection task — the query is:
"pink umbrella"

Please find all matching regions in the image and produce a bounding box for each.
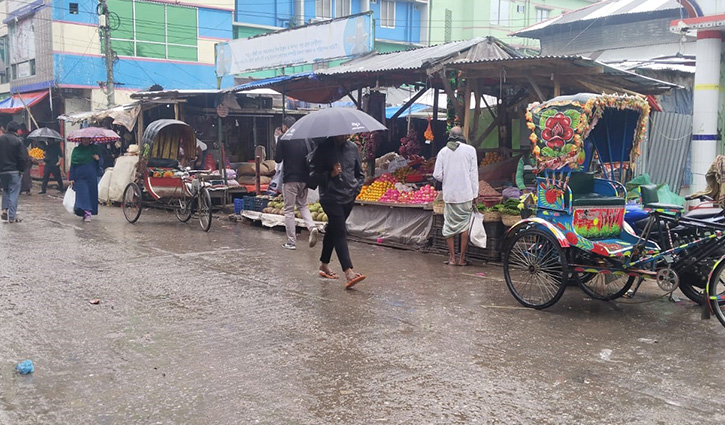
[66,127,121,144]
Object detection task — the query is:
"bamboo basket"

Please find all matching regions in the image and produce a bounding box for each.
[482,211,501,222]
[501,214,521,228]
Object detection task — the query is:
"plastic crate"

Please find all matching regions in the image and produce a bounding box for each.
[234,198,244,214]
[243,196,270,212]
[242,196,256,211]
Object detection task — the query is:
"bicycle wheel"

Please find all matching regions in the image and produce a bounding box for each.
[577,272,635,301]
[122,182,142,224]
[503,229,568,309]
[706,261,725,327]
[198,188,212,232]
[175,198,192,223]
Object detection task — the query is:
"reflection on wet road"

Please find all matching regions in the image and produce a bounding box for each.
[1,194,724,424]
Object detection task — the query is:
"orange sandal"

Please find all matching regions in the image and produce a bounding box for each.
[345,274,366,289]
[319,270,339,279]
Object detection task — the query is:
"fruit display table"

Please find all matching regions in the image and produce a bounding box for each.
[346,202,434,249]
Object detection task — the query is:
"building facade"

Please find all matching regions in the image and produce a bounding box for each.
[428,0,597,53]
[0,0,234,125]
[233,0,429,78]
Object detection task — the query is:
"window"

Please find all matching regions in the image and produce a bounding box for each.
[516,5,525,13]
[107,0,198,61]
[380,0,395,28]
[316,0,331,19]
[536,7,550,22]
[335,0,351,17]
[490,0,510,26]
[69,3,78,14]
[0,36,7,84]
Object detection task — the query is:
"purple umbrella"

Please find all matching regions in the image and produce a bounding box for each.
[66,127,121,144]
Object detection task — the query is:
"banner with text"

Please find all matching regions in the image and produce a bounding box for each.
[215,13,373,76]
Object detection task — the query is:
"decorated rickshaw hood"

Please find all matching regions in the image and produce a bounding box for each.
[525,93,650,172]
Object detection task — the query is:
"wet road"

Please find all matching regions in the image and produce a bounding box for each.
[1,193,725,424]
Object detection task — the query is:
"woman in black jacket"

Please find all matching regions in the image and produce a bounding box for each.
[309,135,366,289]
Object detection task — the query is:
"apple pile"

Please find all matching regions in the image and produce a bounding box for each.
[376,184,438,204]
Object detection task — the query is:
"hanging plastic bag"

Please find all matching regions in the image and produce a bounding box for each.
[63,187,76,215]
[469,211,487,248]
[266,163,283,195]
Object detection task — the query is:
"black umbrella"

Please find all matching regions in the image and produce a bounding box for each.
[280,108,386,140]
[27,127,62,141]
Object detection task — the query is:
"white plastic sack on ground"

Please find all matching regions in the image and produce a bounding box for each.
[469,212,487,248]
[98,167,113,203]
[108,155,139,202]
[63,187,76,214]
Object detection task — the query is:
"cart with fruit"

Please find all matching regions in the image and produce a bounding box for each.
[499,93,724,311]
[121,119,214,232]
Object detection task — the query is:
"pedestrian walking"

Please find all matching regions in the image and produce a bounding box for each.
[309,135,366,289]
[274,116,319,250]
[0,121,30,223]
[39,141,65,194]
[433,126,479,266]
[69,138,102,222]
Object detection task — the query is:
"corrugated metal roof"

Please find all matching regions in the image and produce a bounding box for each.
[451,54,678,93]
[515,0,684,37]
[316,37,522,76]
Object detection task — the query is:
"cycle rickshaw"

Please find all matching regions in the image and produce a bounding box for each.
[502,93,725,327]
[122,119,213,232]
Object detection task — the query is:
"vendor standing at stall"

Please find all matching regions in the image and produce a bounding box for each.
[433,126,479,266]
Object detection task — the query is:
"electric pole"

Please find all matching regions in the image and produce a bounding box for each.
[99,0,115,107]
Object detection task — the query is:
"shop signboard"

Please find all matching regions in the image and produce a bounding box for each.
[215,12,373,76]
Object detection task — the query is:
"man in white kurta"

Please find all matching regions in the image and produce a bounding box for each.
[433,126,479,266]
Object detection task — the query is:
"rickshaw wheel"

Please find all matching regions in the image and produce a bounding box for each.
[575,272,634,301]
[706,262,725,328]
[503,229,568,309]
[198,188,212,232]
[122,183,143,224]
[175,199,192,223]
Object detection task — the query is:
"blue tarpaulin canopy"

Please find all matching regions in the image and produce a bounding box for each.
[0,91,48,114]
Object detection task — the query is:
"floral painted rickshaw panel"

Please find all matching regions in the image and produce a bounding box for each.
[526,94,650,173]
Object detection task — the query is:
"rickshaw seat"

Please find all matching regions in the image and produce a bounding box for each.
[640,184,684,212]
[569,172,625,207]
[147,158,180,168]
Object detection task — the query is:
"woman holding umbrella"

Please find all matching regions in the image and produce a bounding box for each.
[69,138,102,222]
[283,108,386,289]
[66,127,119,222]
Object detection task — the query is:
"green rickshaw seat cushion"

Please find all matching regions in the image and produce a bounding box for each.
[644,202,684,212]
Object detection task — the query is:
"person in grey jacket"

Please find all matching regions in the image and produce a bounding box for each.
[0,121,29,222]
[309,135,366,289]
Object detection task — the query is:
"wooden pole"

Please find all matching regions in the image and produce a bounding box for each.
[462,80,472,142]
[432,87,439,158]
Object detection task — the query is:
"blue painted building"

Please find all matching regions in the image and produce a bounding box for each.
[234,0,429,77]
[0,0,235,125]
